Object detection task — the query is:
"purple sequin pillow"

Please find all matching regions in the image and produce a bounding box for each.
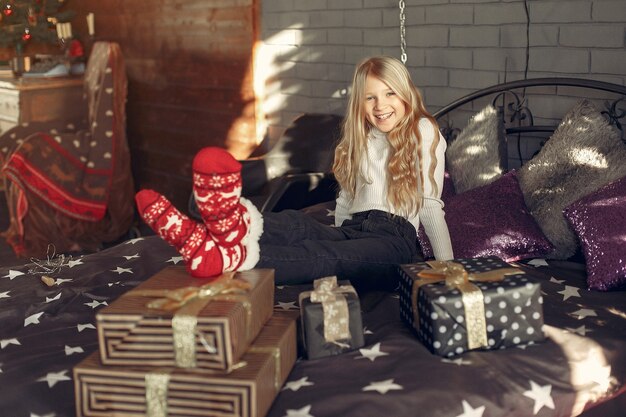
[419,171,554,261]
[441,171,456,202]
[563,175,626,291]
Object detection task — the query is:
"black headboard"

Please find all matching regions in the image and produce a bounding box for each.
[432,77,626,169]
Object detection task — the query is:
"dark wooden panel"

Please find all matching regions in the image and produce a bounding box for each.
[65,0,260,205]
[128,105,240,139]
[134,170,193,212]
[128,82,247,110]
[127,118,232,157]
[124,57,252,87]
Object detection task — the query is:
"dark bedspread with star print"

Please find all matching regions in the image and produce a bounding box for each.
[0,236,624,417]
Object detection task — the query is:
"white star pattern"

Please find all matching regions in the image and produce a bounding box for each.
[362,379,403,394]
[275,301,298,311]
[54,278,73,285]
[30,413,56,417]
[125,238,144,245]
[67,259,84,268]
[0,338,21,349]
[85,300,108,309]
[283,376,314,391]
[24,312,44,327]
[64,345,84,356]
[557,286,581,301]
[442,357,473,366]
[527,259,549,267]
[565,325,591,336]
[167,256,184,264]
[3,270,25,280]
[283,405,314,417]
[356,343,389,362]
[77,323,96,332]
[455,400,485,417]
[571,308,597,320]
[2,206,626,417]
[37,370,71,388]
[45,293,62,303]
[523,380,555,414]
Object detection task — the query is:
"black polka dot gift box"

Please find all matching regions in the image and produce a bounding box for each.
[398,257,544,357]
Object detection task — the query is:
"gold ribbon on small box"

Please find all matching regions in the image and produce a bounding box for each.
[412,261,522,350]
[299,276,355,345]
[129,272,252,368]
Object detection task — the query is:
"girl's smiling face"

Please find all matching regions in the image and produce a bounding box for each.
[364,75,406,132]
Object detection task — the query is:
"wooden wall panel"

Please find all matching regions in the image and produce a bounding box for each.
[64,0,259,209]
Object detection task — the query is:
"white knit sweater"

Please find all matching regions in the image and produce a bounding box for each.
[334,118,454,260]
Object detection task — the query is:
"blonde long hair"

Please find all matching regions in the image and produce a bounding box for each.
[333,56,442,217]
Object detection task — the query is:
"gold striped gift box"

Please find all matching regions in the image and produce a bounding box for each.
[75,313,297,417]
[96,266,274,371]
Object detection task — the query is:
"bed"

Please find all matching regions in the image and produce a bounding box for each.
[1,78,625,417]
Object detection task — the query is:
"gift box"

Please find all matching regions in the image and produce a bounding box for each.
[398,258,544,357]
[76,313,297,417]
[299,276,364,359]
[96,266,274,371]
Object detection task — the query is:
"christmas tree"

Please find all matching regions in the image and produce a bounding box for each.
[0,0,74,52]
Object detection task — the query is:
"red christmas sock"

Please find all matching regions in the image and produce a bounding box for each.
[191,147,263,255]
[192,147,243,222]
[135,189,250,278]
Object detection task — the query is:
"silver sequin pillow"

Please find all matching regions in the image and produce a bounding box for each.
[445,104,506,194]
[518,100,626,260]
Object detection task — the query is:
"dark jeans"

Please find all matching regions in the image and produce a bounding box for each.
[256,209,420,287]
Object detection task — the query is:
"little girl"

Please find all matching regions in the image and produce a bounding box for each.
[136,56,453,285]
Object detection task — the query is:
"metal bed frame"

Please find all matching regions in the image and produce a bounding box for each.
[264,77,626,212]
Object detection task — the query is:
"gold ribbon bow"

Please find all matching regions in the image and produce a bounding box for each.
[413,261,522,350]
[300,276,355,344]
[133,272,251,311]
[129,272,251,368]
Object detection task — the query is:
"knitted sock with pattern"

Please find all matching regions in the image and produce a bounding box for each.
[135,189,259,278]
[192,147,263,249]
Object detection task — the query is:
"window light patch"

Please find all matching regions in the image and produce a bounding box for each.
[464,144,486,155]
[568,147,608,169]
[472,105,496,123]
[478,171,501,181]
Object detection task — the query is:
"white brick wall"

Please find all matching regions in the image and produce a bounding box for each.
[259,0,626,142]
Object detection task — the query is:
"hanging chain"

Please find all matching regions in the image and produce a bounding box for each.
[399,0,407,64]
